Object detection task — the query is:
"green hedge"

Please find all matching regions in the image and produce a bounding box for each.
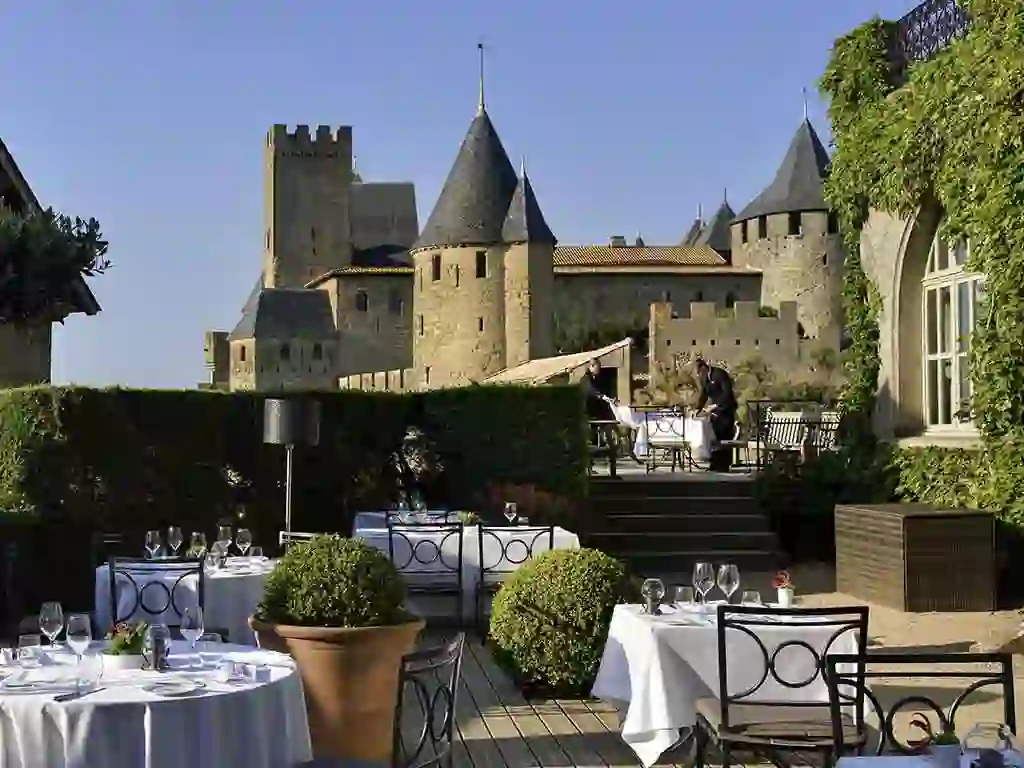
[0,384,588,540]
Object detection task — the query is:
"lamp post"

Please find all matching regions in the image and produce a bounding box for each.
[263,398,321,538]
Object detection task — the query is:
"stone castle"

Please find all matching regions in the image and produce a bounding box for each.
[203,92,845,396]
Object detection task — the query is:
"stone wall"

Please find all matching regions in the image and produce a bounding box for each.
[730,211,844,340]
[0,324,50,387]
[504,242,554,368]
[203,331,229,389]
[338,367,415,392]
[229,337,339,392]
[320,275,413,376]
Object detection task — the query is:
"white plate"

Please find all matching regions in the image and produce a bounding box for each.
[142,679,207,697]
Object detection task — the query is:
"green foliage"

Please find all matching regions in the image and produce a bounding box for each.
[488,548,637,695]
[104,621,148,655]
[0,206,109,325]
[256,535,407,628]
[553,314,646,356]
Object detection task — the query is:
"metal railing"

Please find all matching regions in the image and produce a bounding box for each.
[891,0,971,84]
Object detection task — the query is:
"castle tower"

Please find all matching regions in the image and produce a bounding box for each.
[410,106,520,388]
[695,193,736,263]
[730,119,844,340]
[502,160,556,368]
[681,204,704,246]
[263,124,355,289]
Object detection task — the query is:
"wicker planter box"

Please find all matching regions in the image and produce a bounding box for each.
[835,503,995,612]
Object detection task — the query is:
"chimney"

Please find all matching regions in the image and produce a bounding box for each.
[610,235,627,247]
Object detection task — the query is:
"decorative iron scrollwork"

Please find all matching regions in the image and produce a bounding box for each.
[892,0,972,84]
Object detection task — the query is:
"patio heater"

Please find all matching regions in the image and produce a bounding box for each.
[263,398,321,538]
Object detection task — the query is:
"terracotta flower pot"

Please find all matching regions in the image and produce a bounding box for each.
[249,615,425,761]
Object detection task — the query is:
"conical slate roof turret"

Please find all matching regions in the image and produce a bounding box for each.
[681,203,704,246]
[734,119,831,223]
[696,197,736,253]
[502,161,556,245]
[414,109,519,251]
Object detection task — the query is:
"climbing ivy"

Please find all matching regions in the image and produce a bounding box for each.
[819,0,1024,514]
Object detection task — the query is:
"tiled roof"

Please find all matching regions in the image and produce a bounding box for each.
[552,244,725,267]
[734,119,831,223]
[696,199,736,252]
[413,109,519,251]
[484,338,632,385]
[229,288,336,341]
[502,168,556,245]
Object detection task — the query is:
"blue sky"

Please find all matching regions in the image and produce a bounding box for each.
[1,0,920,388]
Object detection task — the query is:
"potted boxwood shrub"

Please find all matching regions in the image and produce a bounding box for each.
[249,535,424,761]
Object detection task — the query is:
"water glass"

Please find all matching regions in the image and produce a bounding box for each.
[670,586,695,606]
[692,562,715,603]
[17,634,41,667]
[197,633,222,667]
[167,526,183,556]
[216,525,233,553]
[81,651,104,690]
[503,502,518,525]
[66,614,92,689]
[740,590,763,606]
[145,530,162,559]
[717,563,741,603]
[39,601,64,647]
[181,606,205,657]
[190,531,207,556]
[640,578,666,614]
[250,545,264,559]
[236,528,253,556]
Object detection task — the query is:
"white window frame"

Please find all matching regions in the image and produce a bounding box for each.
[921,232,983,432]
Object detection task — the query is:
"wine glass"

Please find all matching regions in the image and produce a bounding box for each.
[65,614,92,691]
[167,526,183,556]
[236,528,253,557]
[692,562,715,603]
[504,502,518,525]
[39,602,64,649]
[717,563,741,603]
[190,531,207,556]
[640,578,666,613]
[216,525,232,554]
[250,545,264,559]
[181,606,205,665]
[145,530,162,559]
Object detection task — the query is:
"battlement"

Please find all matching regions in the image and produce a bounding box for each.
[267,124,352,152]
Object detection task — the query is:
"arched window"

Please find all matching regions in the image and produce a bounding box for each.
[922,232,984,428]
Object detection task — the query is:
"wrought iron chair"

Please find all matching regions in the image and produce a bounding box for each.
[694,604,870,768]
[387,521,465,626]
[107,556,206,637]
[718,421,751,470]
[825,651,1016,756]
[278,531,319,552]
[474,524,556,641]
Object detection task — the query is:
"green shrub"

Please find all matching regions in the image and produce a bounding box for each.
[256,535,407,628]
[488,548,636,696]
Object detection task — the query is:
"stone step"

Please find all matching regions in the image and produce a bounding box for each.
[596,512,772,535]
[592,495,758,516]
[589,531,777,554]
[591,477,756,500]
[619,550,782,577]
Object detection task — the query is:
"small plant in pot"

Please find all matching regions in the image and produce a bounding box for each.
[249,535,424,762]
[103,621,149,671]
[911,715,961,768]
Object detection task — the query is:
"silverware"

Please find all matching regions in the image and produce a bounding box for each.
[54,686,105,702]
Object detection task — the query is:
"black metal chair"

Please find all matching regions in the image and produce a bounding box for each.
[91,532,128,567]
[107,557,206,637]
[474,524,555,641]
[387,521,464,626]
[278,531,319,553]
[825,651,1016,756]
[694,604,870,768]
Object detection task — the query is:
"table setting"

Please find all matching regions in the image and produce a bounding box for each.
[628,409,714,463]
[94,525,277,645]
[592,563,855,767]
[0,614,311,768]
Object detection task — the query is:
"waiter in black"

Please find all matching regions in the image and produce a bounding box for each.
[582,360,615,421]
[695,357,737,470]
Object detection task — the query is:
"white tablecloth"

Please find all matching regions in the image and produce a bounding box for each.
[0,641,310,768]
[95,558,276,646]
[633,413,714,461]
[592,604,860,767]
[353,513,580,617]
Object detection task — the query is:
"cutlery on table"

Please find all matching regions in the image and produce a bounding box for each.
[54,687,105,703]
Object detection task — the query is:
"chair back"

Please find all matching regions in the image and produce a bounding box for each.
[478,525,556,584]
[108,557,204,628]
[825,651,1016,756]
[91,532,129,567]
[395,632,466,768]
[765,411,806,449]
[387,521,464,587]
[278,531,319,551]
[715,605,869,733]
[812,411,841,450]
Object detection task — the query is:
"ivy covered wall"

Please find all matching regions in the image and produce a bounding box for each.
[820,0,1024,523]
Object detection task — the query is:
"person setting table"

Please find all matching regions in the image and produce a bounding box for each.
[694,357,737,471]
[582,360,616,421]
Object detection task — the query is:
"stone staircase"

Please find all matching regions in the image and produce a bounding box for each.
[586,475,781,578]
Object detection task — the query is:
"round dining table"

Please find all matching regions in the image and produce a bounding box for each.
[0,641,311,768]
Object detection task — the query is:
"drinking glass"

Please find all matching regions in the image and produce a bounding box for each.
[17,634,41,667]
[250,545,264,559]
[692,562,715,603]
[216,525,233,553]
[671,586,695,607]
[197,632,222,667]
[740,590,763,606]
[640,578,666,613]
[236,528,253,557]
[504,502,518,525]
[65,614,92,690]
[39,602,64,648]
[167,526,183,556]
[190,531,207,556]
[717,563,741,603]
[145,530,162,559]
[181,606,205,663]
